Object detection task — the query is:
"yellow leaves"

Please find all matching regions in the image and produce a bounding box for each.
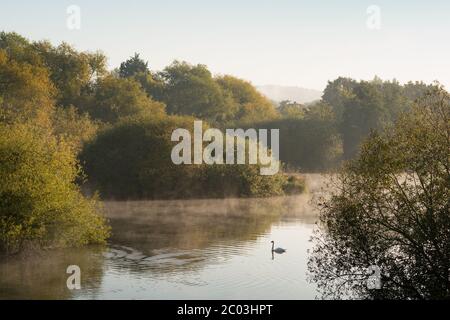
[52,106,99,153]
[0,49,7,65]
[0,50,56,128]
[0,123,109,253]
[216,75,279,124]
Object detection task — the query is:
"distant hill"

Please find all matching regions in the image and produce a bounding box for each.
[257,85,322,104]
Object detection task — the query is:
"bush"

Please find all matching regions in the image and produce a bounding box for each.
[283,174,306,195]
[197,164,288,198]
[52,106,99,152]
[308,87,450,299]
[81,114,294,199]
[0,123,110,253]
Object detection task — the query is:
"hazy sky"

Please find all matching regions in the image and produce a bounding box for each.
[1,0,450,90]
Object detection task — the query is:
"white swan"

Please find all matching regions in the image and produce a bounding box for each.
[271,241,286,254]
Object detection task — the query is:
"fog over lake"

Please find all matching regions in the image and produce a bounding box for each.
[0,175,328,300]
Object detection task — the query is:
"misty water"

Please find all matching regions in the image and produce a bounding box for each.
[0,175,327,300]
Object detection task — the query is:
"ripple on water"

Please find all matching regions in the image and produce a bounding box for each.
[89,216,317,299]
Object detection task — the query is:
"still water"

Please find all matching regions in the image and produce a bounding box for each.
[0,176,326,300]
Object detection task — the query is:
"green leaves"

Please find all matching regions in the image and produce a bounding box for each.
[80,114,292,200]
[309,87,450,299]
[0,123,110,254]
[80,75,165,123]
[119,53,150,78]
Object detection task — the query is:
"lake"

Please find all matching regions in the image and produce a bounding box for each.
[0,175,327,300]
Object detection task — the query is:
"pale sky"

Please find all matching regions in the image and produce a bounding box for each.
[1,0,450,90]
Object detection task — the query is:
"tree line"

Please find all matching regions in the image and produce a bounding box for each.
[0,31,443,254]
[0,32,299,252]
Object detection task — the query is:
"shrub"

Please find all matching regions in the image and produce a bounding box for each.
[0,123,110,253]
[197,164,287,198]
[81,114,293,199]
[308,87,450,299]
[52,106,99,152]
